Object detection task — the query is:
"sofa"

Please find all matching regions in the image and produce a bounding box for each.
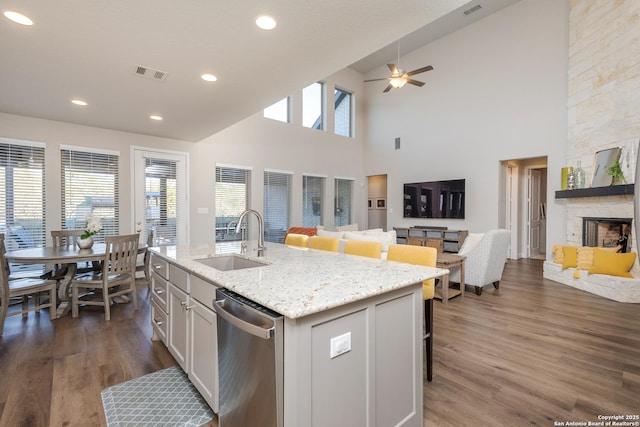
[542,245,640,303]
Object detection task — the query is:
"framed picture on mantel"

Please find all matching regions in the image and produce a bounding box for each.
[591,147,621,187]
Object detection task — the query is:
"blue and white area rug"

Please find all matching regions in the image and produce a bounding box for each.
[101,366,214,426]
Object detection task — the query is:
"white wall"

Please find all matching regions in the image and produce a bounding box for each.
[0,67,367,247]
[363,0,568,256]
[190,67,368,245]
[0,112,193,243]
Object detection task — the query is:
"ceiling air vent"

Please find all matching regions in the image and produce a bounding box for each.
[134,65,169,81]
[463,4,482,15]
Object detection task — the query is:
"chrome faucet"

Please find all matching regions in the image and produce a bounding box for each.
[235,209,266,257]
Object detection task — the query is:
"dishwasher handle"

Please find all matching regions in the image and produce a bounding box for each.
[214,298,275,340]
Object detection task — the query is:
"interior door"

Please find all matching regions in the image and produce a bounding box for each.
[133,148,188,246]
[528,169,542,258]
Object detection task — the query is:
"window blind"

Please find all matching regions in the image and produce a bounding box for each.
[334,178,353,226]
[145,157,178,245]
[61,148,119,242]
[302,175,324,227]
[215,166,250,242]
[0,141,46,252]
[264,170,292,243]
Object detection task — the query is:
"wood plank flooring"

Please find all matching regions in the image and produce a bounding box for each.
[0,260,638,426]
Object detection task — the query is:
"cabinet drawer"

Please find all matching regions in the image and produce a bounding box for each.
[169,264,189,293]
[408,229,424,238]
[425,239,444,253]
[150,254,168,279]
[191,274,219,310]
[151,271,168,312]
[407,237,425,246]
[151,298,168,345]
[443,241,460,252]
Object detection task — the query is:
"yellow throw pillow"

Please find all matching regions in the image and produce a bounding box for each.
[552,244,564,264]
[576,247,594,269]
[588,248,636,278]
[562,246,578,269]
[577,246,621,269]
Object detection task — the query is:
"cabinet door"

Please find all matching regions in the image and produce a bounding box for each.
[188,299,219,413]
[168,283,189,371]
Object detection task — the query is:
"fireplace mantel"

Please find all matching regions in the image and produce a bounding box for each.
[555,184,634,199]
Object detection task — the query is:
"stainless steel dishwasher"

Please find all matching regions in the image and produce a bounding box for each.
[213,288,284,427]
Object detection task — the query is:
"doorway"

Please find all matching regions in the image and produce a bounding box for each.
[367,175,387,231]
[501,157,548,259]
[132,148,189,246]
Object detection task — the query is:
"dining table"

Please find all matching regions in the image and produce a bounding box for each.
[5,243,147,318]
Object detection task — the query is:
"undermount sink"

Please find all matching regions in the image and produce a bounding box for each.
[195,255,267,271]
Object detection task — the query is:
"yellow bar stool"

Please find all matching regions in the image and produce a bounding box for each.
[343,240,382,259]
[387,244,437,382]
[308,236,340,252]
[284,233,310,247]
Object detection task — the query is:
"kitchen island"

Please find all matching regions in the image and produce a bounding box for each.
[149,242,447,427]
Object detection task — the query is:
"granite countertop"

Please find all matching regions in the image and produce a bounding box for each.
[149,241,448,319]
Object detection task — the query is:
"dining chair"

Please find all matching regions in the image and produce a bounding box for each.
[0,234,58,336]
[387,244,437,382]
[71,233,139,321]
[308,236,340,252]
[135,229,154,285]
[284,233,309,247]
[343,240,382,259]
[50,229,95,277]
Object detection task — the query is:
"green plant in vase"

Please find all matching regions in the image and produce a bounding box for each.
[606,160,626,185]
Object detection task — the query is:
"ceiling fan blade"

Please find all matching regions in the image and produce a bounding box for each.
[364,77,391,83]
[406,78,425,87]
[387,64,399,74]
[383,84,393,93]
[406,65,433,76]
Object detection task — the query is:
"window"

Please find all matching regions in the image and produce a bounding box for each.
[303,82,324,130]
[264,97,290,123]
[61,147,119,242]
[334,87,352,137]
[0,140,46,253]
[264,170,292,243]
[334,178,353,226]
[144,157,178,245]
[302,175,324,227]
[215,166,250,242]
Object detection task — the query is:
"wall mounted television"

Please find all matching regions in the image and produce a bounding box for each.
[403,179,465,219]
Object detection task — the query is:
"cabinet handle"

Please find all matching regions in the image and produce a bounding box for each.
[154,288,164,295]
[153,318,164,326]
[185,305,197,311]
[180,301,187,306]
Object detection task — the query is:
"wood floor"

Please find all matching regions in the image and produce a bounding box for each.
[0,259,638,427]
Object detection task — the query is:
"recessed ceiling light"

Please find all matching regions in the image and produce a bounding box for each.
[255,15,276,30]
[71,99,88,106]
[3,10,33,26]
[201,73,218,82]
[150,115,163,121]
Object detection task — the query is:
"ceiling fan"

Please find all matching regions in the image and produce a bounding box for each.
[364,63,434,93]
[364,42,433,93]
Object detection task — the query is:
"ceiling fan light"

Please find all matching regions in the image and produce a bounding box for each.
[389,77,407,88]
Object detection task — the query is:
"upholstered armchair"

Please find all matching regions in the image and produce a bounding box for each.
[449,229,511,295]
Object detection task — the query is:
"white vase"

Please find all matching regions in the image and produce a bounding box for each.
[78,236,94,249]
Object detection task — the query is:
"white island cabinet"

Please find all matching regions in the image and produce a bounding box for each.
[149,242,447,427]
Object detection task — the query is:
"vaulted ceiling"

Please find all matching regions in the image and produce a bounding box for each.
[0,0,520,142]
